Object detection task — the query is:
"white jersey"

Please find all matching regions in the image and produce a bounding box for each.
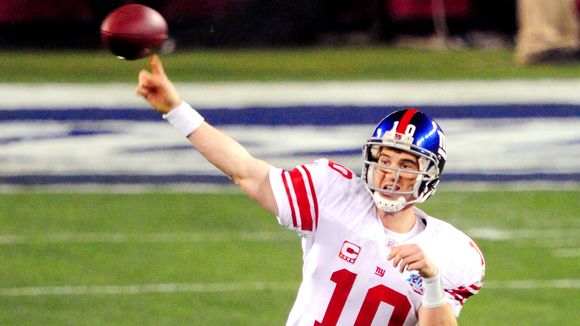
[269,159,485,326]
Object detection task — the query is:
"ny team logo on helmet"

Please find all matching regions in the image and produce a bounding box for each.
[362,109,447,212]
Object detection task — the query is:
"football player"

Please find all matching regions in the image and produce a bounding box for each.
[136,55,485,326]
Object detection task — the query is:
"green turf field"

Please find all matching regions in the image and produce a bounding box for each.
[1,47,580,83]
[1,47,579,324]
[0,191,578,325]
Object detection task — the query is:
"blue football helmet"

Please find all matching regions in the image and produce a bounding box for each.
[362,109,447,212]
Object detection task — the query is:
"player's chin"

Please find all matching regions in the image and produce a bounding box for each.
[378,188,415,203]
[377,190,403,201]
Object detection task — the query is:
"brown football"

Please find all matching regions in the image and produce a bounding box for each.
[100,4,169,60]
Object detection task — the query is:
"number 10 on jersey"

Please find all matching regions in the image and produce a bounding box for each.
[315,269,411,326]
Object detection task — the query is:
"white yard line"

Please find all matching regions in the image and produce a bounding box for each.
[467,228,579,257]
[1,80,580,108]
[1,228,576,245]
[552,248,580,258]
[4,228,576,260]
[2,183,578,194]
[484,279,580,290]
[439,182,580,192]
[0,231,294,245]
[0,281,299,297]
[1,228,576,259]
[0,279,577,297]
[466,228,580,240]
[0,183,243,194]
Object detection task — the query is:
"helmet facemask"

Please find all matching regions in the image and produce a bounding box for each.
[362,132,441,212]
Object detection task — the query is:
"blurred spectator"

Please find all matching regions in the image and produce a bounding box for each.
[377,0,516,50]
[382,0,472,45]
[0,0,95,48]
[515,0,580,64]
[463,0,515,48]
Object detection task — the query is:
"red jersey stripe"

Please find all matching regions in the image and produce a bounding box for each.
[445,289,464,304]
[281,171,298,228]
[396,109,418,134]
[300,165,318,229]
[445,283,481,305]
[469,284,481,291]
[289,167,313,231]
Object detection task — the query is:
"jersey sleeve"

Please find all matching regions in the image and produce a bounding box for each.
[442,237,486,317]
[269,161,321,236]
[269,158,363,237]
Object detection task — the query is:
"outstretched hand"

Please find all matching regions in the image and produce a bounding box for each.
[136,55,181,114]
[388,244,438,278]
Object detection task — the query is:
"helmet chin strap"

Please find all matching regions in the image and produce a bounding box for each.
[373,191,407,213]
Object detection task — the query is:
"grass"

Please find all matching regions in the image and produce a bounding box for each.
[1,46,578,324]
[1,47,580,83]
[0,191,578,325]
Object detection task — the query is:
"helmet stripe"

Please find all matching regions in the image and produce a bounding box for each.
[395,109,419,134]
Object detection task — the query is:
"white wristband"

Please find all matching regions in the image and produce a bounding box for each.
[162,101,205,137]
[422,274,447,308]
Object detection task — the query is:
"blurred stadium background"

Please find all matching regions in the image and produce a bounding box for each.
[0,0,519,48]
[0,0,579,325]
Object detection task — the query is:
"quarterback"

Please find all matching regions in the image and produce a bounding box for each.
[136,56,485,326]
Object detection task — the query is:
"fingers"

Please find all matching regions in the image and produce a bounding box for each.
[139,69,152,83]
[398,253,424,273]
[388,244,431,274]
[150,55,165,76]
[390,250,422,273]
[138,70,151,88]
[137,57,164,97]
[135,85,149,99]
[136,56,180,114]
[136,70,154,98]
